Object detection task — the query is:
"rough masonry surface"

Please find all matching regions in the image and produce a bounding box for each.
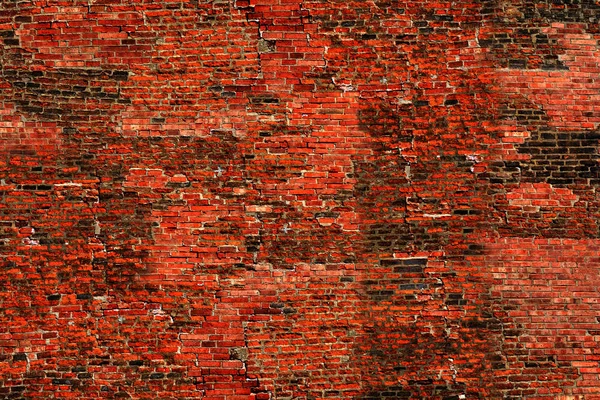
[2,0,600,399]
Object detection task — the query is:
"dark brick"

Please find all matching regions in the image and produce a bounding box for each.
[12,353,27,362]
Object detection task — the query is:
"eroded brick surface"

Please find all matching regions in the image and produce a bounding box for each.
[2,1,600,399]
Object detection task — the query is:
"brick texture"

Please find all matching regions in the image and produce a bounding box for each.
[1,1,600,399]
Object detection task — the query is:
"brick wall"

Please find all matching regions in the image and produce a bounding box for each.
[1,1,600,399]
